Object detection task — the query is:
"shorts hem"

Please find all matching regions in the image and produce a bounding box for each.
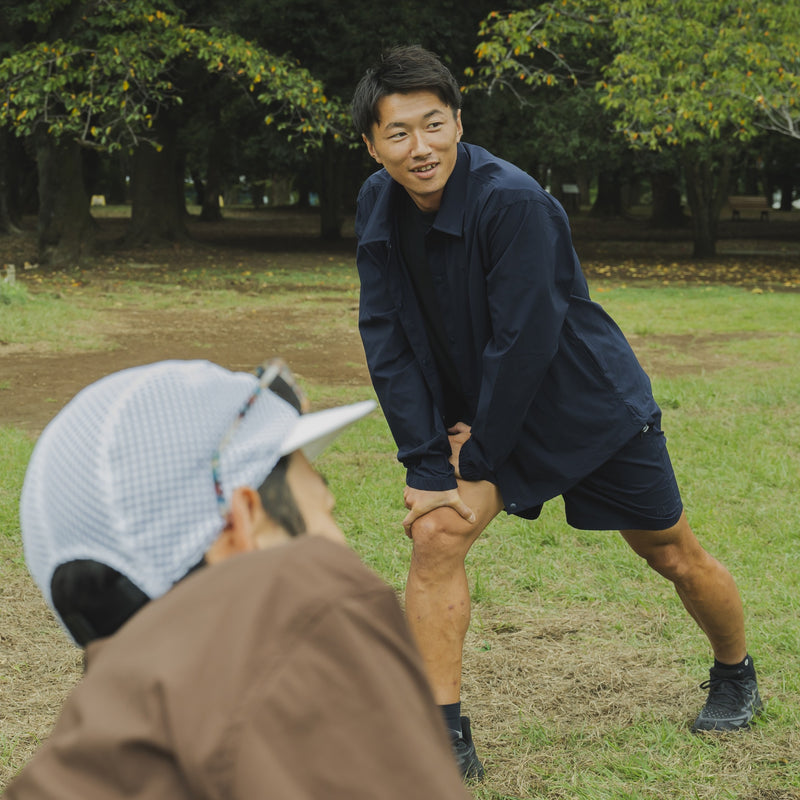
[565,503,684,532]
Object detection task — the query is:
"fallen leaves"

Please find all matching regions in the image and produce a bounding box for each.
[582,257,799,291]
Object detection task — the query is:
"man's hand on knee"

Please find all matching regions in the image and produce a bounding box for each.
[447,422,471,479]
[402,487,476,538]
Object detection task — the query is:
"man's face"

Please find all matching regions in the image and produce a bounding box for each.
[363,90,463,212]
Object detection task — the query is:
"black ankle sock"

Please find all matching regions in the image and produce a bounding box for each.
[440,702,462,737]
[714,654,755,676]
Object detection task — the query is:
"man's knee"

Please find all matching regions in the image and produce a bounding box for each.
[623,516,707,582]
[636,542,691,581]
[409,507,483,569]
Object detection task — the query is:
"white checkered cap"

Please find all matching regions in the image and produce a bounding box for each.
[20,360,375,618]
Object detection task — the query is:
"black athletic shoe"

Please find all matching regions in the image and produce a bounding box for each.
[691,660,763,732]
[451,716,485,780]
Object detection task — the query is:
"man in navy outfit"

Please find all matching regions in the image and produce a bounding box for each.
[351,45,761,779]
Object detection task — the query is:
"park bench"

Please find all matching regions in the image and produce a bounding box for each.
[728,195,770,221]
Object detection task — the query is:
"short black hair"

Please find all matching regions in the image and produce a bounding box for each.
[257,455,305,539]
[351,45,462,140]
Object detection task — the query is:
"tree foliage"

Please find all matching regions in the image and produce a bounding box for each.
[472,0,800,147]
[0,0,349,153]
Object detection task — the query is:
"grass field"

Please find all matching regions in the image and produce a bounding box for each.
[1,251,799,798]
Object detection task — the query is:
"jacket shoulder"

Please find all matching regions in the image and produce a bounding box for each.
[462,144,545,198]
[357,168,392,205]
[458,144,566,229]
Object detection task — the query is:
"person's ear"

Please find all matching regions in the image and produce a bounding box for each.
[455,109,463,142]
[363,133,381,163]
[205,487,263,564]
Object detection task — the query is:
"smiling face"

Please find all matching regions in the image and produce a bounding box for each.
[363,90,463,213]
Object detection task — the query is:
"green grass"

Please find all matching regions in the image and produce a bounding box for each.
[0,261,360,350]
[597,284,799,335]
[1,276,799,798]
[0,281,30,306]
[0,428,33,565]
[321,284,800,799]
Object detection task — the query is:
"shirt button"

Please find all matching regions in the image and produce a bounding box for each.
[508,502,517,511]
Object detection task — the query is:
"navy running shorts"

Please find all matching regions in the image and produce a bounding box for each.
[560,420,684,531]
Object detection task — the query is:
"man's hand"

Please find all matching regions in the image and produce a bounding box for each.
[402,486,476,537]
[447,422,472,479]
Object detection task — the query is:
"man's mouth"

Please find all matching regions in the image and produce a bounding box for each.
[411,163,438,174]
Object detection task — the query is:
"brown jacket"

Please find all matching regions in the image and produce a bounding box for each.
[4,537,469,799]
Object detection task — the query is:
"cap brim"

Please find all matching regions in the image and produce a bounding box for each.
[279,399,376,461]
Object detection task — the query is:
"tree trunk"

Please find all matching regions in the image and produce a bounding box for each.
[575,167,591,212]
[34,130,94,267]
[266,174,294,206]
[191,171,205,207]
[650,169,686,227]
[105,153,129,205]
[0,131,21,234]
[778,176,794,212]
[591,170,624,216]
[317,134,343,240]
[682,148,733,259]
[200,127,224,222]
[127,122,187,244]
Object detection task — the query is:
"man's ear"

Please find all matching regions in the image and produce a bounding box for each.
[363,133,380,163]
[205,487,263,565]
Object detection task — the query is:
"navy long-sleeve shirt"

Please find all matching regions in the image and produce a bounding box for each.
[355,143,659,518]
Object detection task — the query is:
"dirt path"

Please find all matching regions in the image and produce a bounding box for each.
[1,305,370,435]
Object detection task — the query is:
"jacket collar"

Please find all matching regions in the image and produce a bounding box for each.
[430,143,468,237]
[358,144,469,244]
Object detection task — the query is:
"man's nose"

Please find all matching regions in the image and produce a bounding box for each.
[409,131,432,157]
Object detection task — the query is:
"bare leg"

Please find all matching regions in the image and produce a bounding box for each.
[621,511,747,664]
[405,480,503,703]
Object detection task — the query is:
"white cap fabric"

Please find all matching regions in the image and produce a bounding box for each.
[20,360,375,618]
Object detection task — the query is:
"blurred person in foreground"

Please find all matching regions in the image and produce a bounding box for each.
[3,357,470,800]
[351,44,762,780]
